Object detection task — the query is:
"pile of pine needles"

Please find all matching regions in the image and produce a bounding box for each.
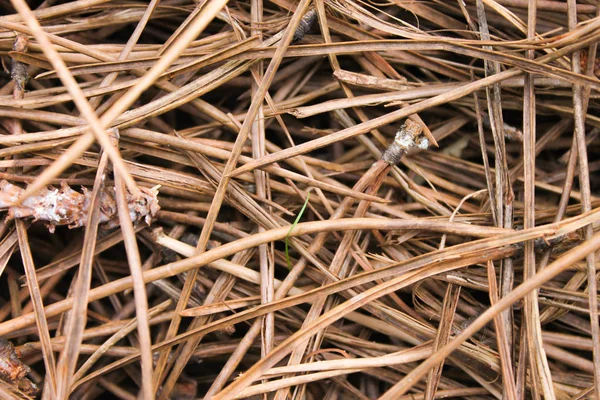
[0,0,599,398]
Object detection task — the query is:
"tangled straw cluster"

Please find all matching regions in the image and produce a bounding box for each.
[0,0,599,399]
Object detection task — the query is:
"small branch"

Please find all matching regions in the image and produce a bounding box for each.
[0,180,159,232]
[381,120,429,165]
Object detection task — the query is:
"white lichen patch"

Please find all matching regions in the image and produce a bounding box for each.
[34,189,62,222]
[382,120,426,165]
[396,130,416,150]
[417,137,430,150]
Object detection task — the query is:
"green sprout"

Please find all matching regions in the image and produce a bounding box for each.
[285,192,310,270]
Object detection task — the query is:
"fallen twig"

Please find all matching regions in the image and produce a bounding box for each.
[0,180,159,232]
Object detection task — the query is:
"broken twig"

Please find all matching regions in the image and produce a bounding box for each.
[0,181,159,232]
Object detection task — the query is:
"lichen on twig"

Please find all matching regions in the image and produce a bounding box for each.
[382,119,430,165]
[0,180,159,233]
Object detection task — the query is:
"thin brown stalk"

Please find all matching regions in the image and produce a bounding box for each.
[424,284,460,400]
[114,171,153,399]
[15,220,56,398]
[487,260,517,399]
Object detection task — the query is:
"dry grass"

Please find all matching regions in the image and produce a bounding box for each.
[0,0,599,399]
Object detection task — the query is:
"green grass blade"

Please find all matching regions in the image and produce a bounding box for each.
[285,192,310,270]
